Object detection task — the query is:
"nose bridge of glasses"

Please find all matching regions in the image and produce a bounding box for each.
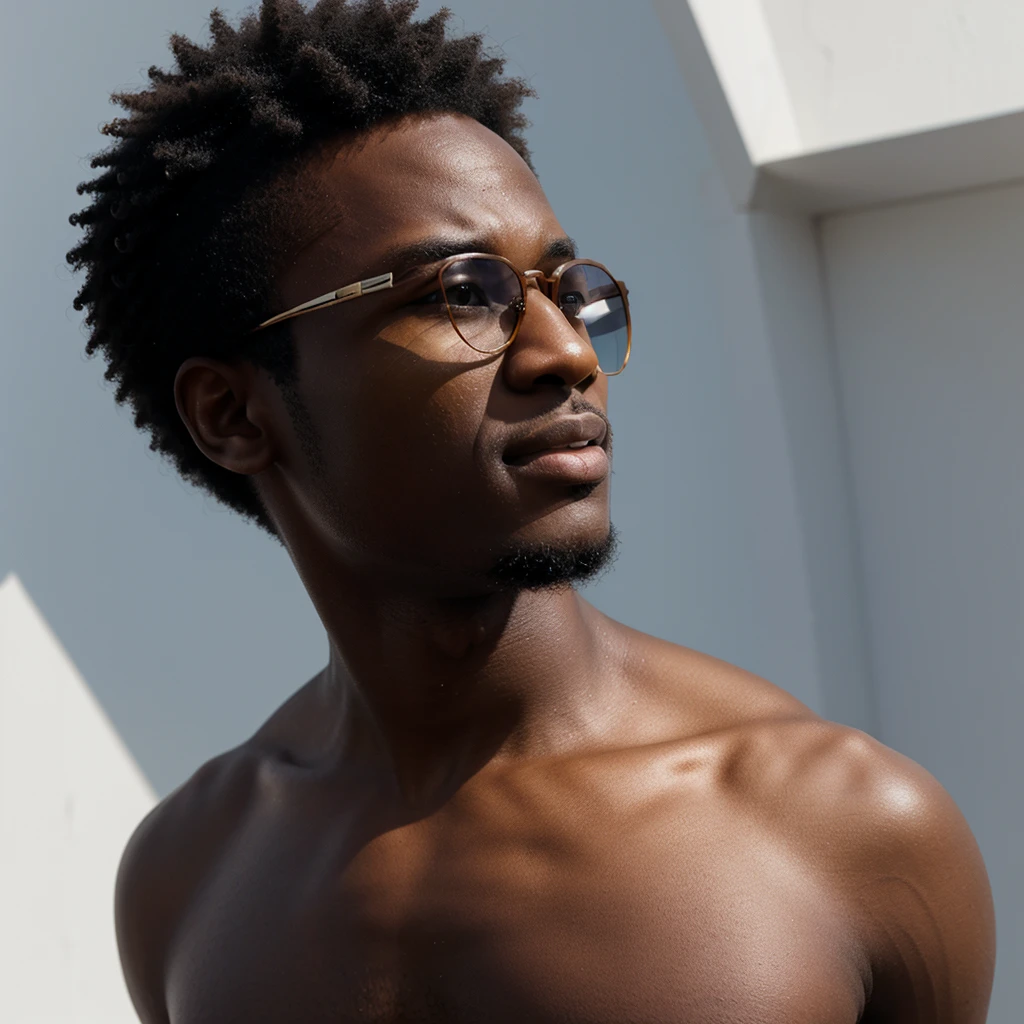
[522,269,558,302]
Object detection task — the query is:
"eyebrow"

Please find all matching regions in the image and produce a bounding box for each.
[539,236,579,263]
[378,234,579,279]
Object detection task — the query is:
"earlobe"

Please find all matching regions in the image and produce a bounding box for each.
[173,357,276,477]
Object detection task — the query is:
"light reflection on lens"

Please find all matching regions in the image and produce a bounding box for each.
[558,264,629,374]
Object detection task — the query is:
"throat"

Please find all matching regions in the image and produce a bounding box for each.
[426,591,514,660]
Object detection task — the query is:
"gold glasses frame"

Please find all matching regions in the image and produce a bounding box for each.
[253,252,632,376]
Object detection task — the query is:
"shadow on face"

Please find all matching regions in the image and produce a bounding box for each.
[257,113,619,588]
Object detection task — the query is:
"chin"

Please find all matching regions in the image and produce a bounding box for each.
[487,527,619,592]
[514,483,610,542]
[484,513,619,592]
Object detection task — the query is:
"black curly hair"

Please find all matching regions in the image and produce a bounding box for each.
[67,0,535,540]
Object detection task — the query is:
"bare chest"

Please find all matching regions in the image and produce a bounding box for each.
[166,781,866,1023]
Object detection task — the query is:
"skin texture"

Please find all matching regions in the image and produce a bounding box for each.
[117,113,996,1023]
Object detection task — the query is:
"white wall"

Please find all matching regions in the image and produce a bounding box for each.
[683,0,1024,165]
[761,0,1024,150]
[822,181,1024,1022]
[663,0,1024,217]
[0,574,156,1023]
[675,0,802,165]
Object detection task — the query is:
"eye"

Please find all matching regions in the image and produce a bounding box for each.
[443,281,490,307]
[410,281,490,308]
[559,291,586,319]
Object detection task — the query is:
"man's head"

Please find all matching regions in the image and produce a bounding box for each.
[69,0,621,592]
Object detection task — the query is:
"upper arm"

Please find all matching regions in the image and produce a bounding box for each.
[834,737,996,1024]
[115,749,258,1024]
[115,802,178,1024]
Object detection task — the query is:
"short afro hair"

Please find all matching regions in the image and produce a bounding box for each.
[68,0,535,539]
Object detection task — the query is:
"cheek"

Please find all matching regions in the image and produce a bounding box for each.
[299,335,500,539]
[345,338,489,468]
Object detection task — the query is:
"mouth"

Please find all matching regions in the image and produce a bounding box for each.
[506,437,602,463]
[502,413,610,485]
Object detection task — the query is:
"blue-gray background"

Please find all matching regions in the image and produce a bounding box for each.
[3,0,816,795]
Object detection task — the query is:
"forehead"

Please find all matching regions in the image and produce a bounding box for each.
[277,113,563,299]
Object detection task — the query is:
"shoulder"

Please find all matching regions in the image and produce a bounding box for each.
[725,719,996,1023]
[114,743,264,1024]
[619,623,819,730]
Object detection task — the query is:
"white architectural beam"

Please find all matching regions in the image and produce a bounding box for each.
[756,108,1024,214]
[653,0,1024,213]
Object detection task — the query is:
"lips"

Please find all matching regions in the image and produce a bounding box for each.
[503,412,609,466]
[502,412,610,486]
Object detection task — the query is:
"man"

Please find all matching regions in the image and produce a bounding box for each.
[69,2,995,1021]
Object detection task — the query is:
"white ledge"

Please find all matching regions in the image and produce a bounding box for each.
[754,108,1024,214]
[654,0,1024,213]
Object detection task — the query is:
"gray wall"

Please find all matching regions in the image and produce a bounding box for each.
[823,184,1024,1021]
[1,0,835,795]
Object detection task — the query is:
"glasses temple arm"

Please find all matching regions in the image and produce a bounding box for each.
[253,272,394,332]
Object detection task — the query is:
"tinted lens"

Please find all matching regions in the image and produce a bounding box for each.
[441,258,523,353]
[557,264,629,373]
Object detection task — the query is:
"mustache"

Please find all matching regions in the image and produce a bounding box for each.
[493,392,614,458]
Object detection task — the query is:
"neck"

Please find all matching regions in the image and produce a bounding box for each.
[294,557,633,808]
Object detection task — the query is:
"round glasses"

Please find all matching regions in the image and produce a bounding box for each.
[429,253,632,376]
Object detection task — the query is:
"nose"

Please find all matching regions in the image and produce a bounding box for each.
[500,282,600,392]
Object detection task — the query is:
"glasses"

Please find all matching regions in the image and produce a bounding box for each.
[253,253,632,376]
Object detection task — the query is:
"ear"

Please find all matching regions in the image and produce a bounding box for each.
[173,357,277,476]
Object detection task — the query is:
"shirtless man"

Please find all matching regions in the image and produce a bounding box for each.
[68,3,995,1021]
